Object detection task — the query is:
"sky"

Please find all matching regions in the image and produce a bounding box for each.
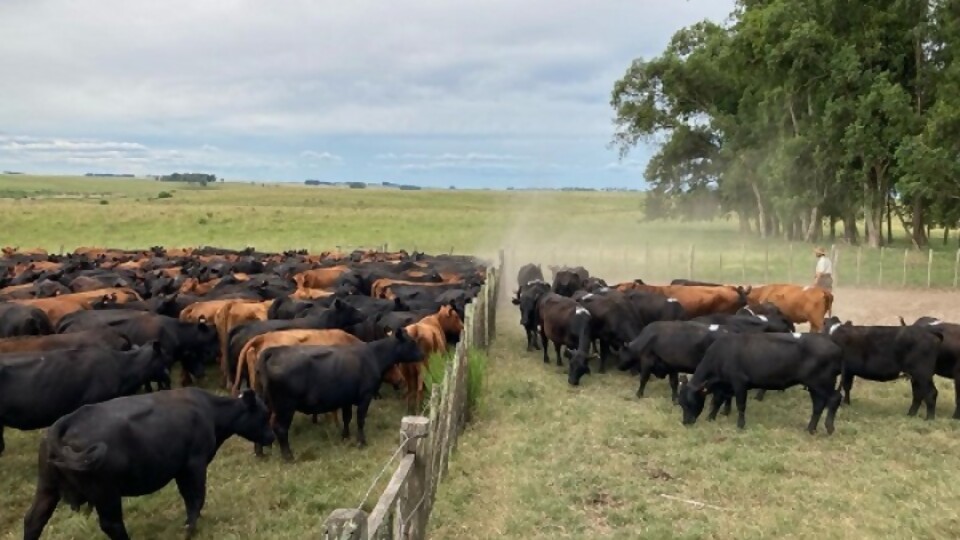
[0,0,734,189]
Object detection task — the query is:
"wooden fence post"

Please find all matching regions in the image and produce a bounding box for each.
[928,249,934,288]
[856,246,862,286]
[718,253,723,283]
[688,244,695,280]
[955,249,960,288]
[397,416,430,540]
[879,246,884,286]
[903,249,909,287]
[324,509,368,540]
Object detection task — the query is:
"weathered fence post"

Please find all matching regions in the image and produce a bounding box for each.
[688,244,694,280]
[879,246,885,286]
[397,416,430,540]
[903,249,909,287]
[928,249,934,288]
[324,509,369,540]
[955,249,960,288]
[856,246,862,286]
[718,253,723,283]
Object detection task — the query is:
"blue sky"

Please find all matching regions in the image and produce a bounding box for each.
[0,0,734,189]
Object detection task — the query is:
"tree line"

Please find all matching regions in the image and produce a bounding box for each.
[611,0,960,248]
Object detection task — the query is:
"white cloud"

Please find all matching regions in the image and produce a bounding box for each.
[604,159,646,172]
[300,150,342,163]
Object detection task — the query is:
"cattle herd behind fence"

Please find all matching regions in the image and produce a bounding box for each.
[323,256,501,540]
[505,243,960,289]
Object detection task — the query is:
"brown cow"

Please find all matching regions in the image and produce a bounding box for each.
[401,305,464,413]
[746,284,833,332]
[179,299,237,324]
[11,296,90,326]
[614,281,750,318]
[214,299,273,386]
[372,279,459,300]
[291,287,334,300]
[293,266,351,289]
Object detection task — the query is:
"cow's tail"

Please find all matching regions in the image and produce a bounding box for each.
[49,441,107,472]
[898,316,907,327]
[618,327,655,371]
[823,290,834,318]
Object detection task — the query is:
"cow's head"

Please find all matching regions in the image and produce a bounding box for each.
[567,350,593,386]
[233,390,276,447]
[389,327,424,365]
[677,380,707,425]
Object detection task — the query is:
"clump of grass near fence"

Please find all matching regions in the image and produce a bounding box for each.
[422,349,489,419]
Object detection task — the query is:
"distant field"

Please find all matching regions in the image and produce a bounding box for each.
[2,174,958,288]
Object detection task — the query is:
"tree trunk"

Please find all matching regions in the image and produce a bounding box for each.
[803,206,819,242]
[751,182,767,239]
[913,197,928,247]
[829,216,837,243]
[943,226,949,246]
[886,191,893,245]
[864,168,883,248]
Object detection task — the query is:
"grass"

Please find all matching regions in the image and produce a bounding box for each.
[1,173,959,537]
[3,174,959,288]
[429,313,960,539]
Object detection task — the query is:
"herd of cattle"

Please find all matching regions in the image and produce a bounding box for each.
[514,263,960,435]
[0,245,485,539]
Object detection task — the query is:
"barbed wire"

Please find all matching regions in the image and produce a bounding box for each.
[355,431,428,511]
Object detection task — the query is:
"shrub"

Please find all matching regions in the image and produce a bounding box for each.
[157,191,173,199]
[99,199,109,205]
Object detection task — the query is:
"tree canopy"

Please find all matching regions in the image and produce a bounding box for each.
[611,0,960,247]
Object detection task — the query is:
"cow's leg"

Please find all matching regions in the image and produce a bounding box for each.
[706,391,726,421]
[734,387,748,429]
[274,411,296,462]
[754,389,766,401]
[340,405,353,441]
[806,388,827,434]
[923,380,938,420]
[311,414,319,424]
[95,496,129,540]
[540,330,549,364]
[668,372,680,403]
[841,372,854,405]
[953,375,960,419]
[0,425,5,456]
[175,460,208,536]
[356,398,373,448]
[907,379,924,417]
[23,444,60,540]
[824,388,842,435]
[554,342,563,366]
[721,393,732,416]
[598,341,609,373]
[636,364,652,399]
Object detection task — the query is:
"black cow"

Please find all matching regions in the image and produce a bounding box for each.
[512,279,550,351]
[0,303,53,338]
[578,291,644,372]
[551,270,584,298]
[225,299,367,377]
[0,343,169,456]
[900,316,960,419]
[515,263,544,298]
[620,290,687,325]
[0,329,131,354]
[536,293,593,385]
[618,321,729,401]
[824,317,943,419]
[678,332,843,433]
[23,388,275,539]
[691,312,795,334]
[257,329,423,460]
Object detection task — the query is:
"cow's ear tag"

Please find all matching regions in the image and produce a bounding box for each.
[708,324,719,332]
[792,332,801,339]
